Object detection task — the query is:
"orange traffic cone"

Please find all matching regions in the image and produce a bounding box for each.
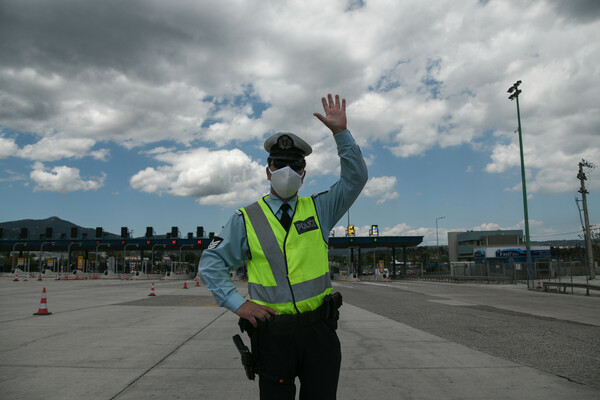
[24,274,28,281]
[537,274,543,289]
[33,287,52,315]
[183,281,188,289]
[38,273,43,281]
[148,282,157,296]
[195,280,200,287]
[13,273,19,282]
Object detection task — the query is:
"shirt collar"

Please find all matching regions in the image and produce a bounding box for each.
[264,194,297,214]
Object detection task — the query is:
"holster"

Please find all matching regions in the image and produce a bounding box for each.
[233,318,260,380]
[322,292,343,321]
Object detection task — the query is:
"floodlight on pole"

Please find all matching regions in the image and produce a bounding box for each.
[507,80,533,285]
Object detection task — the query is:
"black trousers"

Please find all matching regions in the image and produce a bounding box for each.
[257,320,341,400]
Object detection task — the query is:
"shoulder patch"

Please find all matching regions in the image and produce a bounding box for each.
[208,236,224,250]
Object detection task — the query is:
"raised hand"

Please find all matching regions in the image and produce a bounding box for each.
[313,93,347,134]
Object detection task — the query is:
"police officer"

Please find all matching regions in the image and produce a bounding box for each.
[199,93,368,399]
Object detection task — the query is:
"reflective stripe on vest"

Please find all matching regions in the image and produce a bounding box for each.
[242,196,331,314]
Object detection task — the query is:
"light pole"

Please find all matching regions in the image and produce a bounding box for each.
[67,242,82,273]
[151,244,166,274]
[179,244,194,274]
[421,241,428,276]
[39,242,53,274]
[124,244,139,273]
[508,80,533,284]
[12,242,26,271]
[436,216,445,271]
[95,243,110,273]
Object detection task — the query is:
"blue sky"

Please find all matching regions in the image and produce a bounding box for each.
[1,0,599,244]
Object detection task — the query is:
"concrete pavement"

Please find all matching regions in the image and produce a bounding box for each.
[0,278,598,399]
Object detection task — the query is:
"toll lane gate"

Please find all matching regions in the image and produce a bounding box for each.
[328,236,423,277]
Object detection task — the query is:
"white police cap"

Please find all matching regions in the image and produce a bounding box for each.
[264,132,312,159]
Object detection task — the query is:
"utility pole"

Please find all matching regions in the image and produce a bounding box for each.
[507,80,533,284]
[577,159,595,279]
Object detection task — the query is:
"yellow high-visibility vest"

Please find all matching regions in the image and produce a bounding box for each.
[241,195,331,314]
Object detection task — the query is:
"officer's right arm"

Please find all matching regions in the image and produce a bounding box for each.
[198,213,248,312]
[198,212,278,326]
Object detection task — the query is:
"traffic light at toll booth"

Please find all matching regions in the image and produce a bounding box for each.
[197,226,204,238]
[121,227,128,238]
[96,227,103,238]
[146,227,153,238]
[371,225,378,236]
[20,228,28,239]
[45,227,53,239]
[71,227,78,238]
[171,226,178,238]
[348,225,355,237]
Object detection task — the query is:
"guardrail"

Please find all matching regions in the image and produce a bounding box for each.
[404,275,514,284]
[543,281,600,296]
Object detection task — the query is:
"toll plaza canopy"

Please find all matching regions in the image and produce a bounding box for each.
[0,238,208,253]
[328,236,423,249]
[0,235,424,253]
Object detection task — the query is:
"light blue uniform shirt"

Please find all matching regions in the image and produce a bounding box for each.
[198,130,368,312]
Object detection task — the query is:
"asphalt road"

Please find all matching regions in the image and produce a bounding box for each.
[334,280,600,390]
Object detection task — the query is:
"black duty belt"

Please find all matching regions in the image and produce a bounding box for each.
[253,292,343,336]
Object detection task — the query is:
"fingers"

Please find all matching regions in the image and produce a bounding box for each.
[236,301,278,327]
[321,94,344,112]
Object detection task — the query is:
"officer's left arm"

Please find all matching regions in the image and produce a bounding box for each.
[312,94,368,234]
[314,131,368,234]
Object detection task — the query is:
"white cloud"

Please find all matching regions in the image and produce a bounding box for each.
[130,147,268,207]
[0,0,598,197]
[17,134,96,161]
[30,162,105,193]
[0,136,18,158]
[383,223,432,239]
[362,176,399,204]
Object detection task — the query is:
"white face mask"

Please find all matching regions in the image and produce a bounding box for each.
[268,166,305,198]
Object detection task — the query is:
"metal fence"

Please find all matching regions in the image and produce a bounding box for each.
[404,260,593,284]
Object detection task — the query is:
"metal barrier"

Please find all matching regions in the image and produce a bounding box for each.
[543,281,600,296]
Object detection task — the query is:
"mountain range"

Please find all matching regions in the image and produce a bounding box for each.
[0,216,120,240]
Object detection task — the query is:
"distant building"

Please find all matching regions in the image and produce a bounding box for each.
[448,230,551,264]
[448,230,524,263]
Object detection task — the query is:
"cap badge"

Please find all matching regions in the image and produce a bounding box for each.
[277,135,293,150]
